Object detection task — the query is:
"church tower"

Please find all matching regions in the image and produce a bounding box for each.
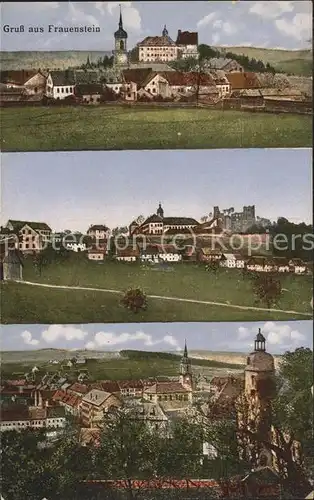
[157,202,164,218]
[179,339,192,389]
[114,5,128,65]
[162,25,169,37]
[237,329,276,469]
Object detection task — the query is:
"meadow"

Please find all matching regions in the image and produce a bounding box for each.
[0,350,244,382]
[1,106,312,152]
[1,257,312,323]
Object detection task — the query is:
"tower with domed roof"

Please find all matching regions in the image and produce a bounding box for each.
[113,5,128,65]
[237,329,276,469]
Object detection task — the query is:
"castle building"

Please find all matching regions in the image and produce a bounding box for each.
[237,330,276,468]
[113,6,128,65]
[129,203,199,236]
[137,26,179,63]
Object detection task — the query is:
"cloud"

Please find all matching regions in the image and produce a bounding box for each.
[237,322,306,348]
[42,325,88,343]
[237,326,250,339]
[249,1,294,19]
[197,12,217,28]
[211,33,221,45]
[67,3,100,27]
[21,330,39,346]
[275,13,312,41]
[262,321,305,346]
[85,331,181,350]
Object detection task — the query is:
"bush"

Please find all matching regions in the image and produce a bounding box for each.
[120,288,148,313]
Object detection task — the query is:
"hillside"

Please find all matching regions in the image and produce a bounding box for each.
[217,46,312,76]
[1,47,312,75]
[0,50,112,70]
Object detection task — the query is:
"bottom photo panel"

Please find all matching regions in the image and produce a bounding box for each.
[1,320,313,500]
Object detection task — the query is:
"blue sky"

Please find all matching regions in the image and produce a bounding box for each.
[0,321,312,354]
[1,149,312,232]
[1,1,312,51]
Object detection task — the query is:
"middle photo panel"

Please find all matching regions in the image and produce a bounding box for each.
[1,147,312,325]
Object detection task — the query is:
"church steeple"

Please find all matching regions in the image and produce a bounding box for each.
[113,4,128,66]
[157,202,164,218]
[180,339,192,388]
[183,338,188,358]
[119,4,123,29]
[162,25,168,37]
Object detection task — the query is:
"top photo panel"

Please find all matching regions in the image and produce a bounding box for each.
[0,1,312,152]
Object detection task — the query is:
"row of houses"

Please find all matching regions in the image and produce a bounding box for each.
[1,66,307,106]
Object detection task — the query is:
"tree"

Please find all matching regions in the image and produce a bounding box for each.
[200,216,208,223]
[94,407,160,499]
[121,288,147,313]
[135,215,145,226]
[33,244,56,276]
[205,260,220,274]
[111,226,129,237]
[251,273,282,309]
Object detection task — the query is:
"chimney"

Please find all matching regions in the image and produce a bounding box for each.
[178,29,181,35]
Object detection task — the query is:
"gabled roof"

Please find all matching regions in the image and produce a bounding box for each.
[144,382,190,394]
[226,72,261,90]
[176,30,198,46]
[207,58,233,70]
[49,70,76,86]
[163,216,199,225]
[122,68,153,86]
[88,225,109,232]
[0,70,42,86]
[7,220,51,232]
[82,389,113,406]
[138,35,176,47]
[75,83,103,96]
[143,214,163,225]
[161,71,215,87]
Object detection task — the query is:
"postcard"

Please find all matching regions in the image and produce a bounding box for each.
[1,148,312,324]
[0,1,312,152]
[0,320,313,498]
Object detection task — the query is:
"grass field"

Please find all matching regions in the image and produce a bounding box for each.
[0,350,244,382]
[1,106,312,151]
[219,47,313,76]
[1,257,312,323]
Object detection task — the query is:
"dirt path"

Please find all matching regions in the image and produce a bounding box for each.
[17,280,312,317]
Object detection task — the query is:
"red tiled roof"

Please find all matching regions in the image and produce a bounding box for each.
[118,380,144,389]
[122,68,153,86]
[176,30,198,46]
[67,383,89,395]
[162,71,215,87]
[145,382,189,394]
[91,380,120,393]
[0,70,40,86]
[226,72,260,90]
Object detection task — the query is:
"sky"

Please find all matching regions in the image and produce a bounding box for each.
[0,321,312,354]
[1,149,312,232]
[1,1,312,51]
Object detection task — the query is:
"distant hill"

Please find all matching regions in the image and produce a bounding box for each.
[0,50,112,70]
[217,46,312,76]
[1,47,312,75]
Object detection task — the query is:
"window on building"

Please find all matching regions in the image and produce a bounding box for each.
[61,88,64,93]
[57,88,60,93]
